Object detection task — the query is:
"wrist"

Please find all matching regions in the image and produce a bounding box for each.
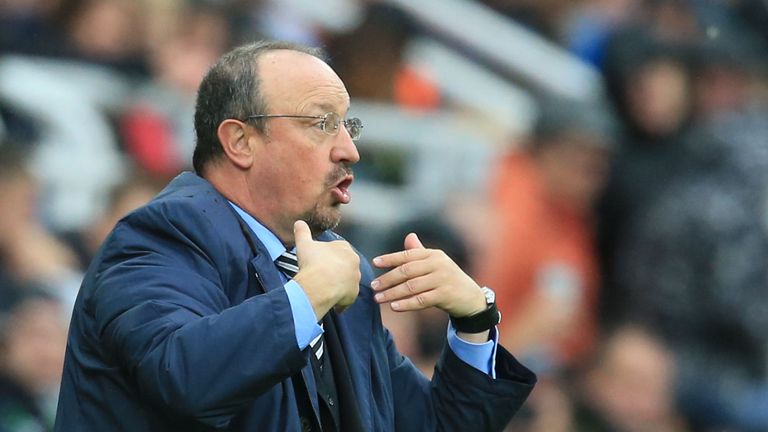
[467,292,488,317]
[293,269,334,319]
[450,287,500,334]
[450,287,489,318]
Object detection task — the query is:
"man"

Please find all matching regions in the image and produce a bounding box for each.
[0,289,67,432]
[476,101,613,373]
[54,41,535,431]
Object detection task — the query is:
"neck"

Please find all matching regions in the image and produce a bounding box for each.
[203,166,295,246]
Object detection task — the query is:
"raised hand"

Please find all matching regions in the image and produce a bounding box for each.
[371,233,486,319]
[292,220,360,317]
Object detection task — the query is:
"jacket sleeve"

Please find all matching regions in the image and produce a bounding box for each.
[91,204,306,429]
[380,310,536,431]
[432,344,537,431]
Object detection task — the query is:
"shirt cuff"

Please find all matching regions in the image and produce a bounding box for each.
[447,323,499,379]
[285,280,324,350]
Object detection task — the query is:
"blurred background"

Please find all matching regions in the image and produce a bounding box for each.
[1,0,767,431]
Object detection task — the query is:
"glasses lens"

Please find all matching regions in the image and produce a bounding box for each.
[345,118,363,141]
[322,112,341,135]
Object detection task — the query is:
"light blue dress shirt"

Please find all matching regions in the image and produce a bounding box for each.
[230,203,498,377]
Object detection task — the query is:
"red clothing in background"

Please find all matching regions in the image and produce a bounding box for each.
[477,152,600,367]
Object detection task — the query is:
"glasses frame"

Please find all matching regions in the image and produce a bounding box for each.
[244,112,363,141]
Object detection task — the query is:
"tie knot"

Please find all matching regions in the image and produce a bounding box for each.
[275,251,299,278]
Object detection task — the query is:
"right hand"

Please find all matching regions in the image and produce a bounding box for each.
[292,220,360,318]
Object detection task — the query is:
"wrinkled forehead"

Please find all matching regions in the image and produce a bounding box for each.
[257,49,350,114]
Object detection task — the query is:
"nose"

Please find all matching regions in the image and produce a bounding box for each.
[331,126,360,164]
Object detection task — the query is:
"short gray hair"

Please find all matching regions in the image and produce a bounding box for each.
[192,40,326,175]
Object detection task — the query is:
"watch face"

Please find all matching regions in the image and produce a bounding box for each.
[482,287,495,304]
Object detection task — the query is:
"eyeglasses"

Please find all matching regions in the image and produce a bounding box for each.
[244,112,363,141]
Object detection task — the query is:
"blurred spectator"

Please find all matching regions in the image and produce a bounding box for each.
[602,32,692,141]
[58,0,148,76]
[0,141,83,329]
[0,0,148,76]
[59,171,162,270]
[0,0,68,58]
[640,0,699,43]
[505,377,574,432]
[615,108,768,431]
[119,4,230,178]
[689,29,766,123]
[596,8,768,430]
[597,34,693,326]
[506,324,689,432]
[572,324,689,432]
[326,4,441,111]
[476,99,614,374]
[0,288,67,432]
[0,143,79,290]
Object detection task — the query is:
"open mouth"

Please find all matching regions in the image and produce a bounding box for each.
[331,175,354,204]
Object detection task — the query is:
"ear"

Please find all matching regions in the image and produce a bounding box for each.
[217,119,258,170]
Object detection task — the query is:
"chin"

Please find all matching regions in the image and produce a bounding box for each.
[305,205,342,234]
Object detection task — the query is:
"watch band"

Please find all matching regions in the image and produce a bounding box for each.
[450,302,501,333]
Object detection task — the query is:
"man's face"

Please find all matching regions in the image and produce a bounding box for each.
[536,134,611,211]
[248,50,360,240]
[2,299,67,395]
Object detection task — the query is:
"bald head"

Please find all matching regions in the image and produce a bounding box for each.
[257,50,350,124]
[192,41,326,175]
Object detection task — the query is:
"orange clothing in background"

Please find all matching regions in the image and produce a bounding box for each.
[477,152,600,368]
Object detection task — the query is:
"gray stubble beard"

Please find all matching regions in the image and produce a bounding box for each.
[304,202,342,236]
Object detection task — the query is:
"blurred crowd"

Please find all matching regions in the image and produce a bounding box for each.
[1,0,767,431]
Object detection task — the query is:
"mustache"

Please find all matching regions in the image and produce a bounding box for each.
[325,165,353,187]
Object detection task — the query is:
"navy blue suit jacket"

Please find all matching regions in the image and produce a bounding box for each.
[54,172,535,431]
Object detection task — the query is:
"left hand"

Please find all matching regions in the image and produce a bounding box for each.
[371,233,486,318]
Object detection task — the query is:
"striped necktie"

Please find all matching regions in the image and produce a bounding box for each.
[275,251,325,364]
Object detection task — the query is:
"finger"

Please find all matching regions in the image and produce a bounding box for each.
[372,248,431,268]
[374,274,434,303]
[371,259,435,291]
[390,290,437,312]
[404,232,424,250]
[293,220,313,250]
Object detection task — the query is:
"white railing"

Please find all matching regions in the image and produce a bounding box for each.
[388,0,604,101]
[345,101,499,227]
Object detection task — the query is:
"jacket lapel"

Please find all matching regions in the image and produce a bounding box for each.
[248,253,323,428]
[248,254,282,294]
[239,221,322,428]
[333,288,374,430]
[325,312,365,431]
[314,231,375,430]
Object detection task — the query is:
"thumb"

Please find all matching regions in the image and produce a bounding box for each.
[293,220,313,251]
[404,232,424,250]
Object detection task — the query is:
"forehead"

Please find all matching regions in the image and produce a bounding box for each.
[257,49,350,113]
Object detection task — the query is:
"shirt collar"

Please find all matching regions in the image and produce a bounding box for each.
[228,202,288,261]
